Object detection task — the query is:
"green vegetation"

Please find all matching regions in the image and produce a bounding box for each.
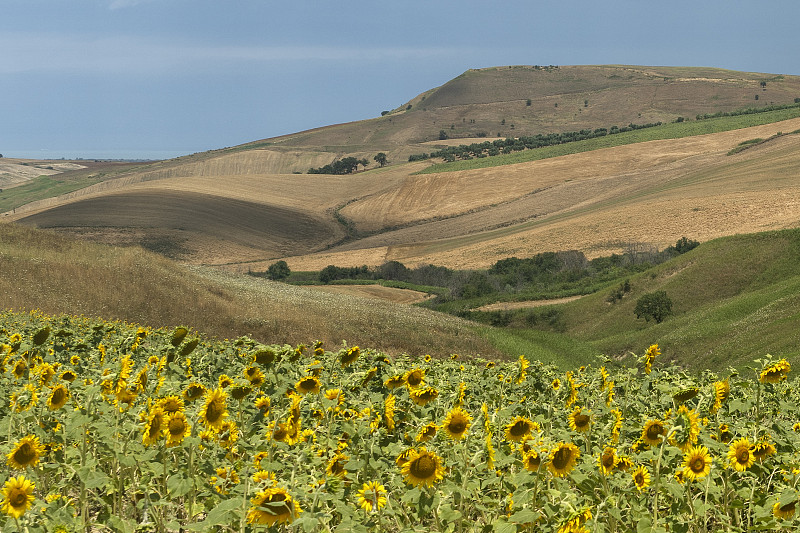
[418,104,800,174]
[2,310,800,531]
[634,290,674,323]
[0,175,103,213]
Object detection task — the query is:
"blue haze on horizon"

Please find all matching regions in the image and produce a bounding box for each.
[2,0,799,160]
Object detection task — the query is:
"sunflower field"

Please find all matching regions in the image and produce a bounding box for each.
[2,309,800,532]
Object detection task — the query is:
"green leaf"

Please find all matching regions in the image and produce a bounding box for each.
[167,474,193,498]
[493,519,517,533]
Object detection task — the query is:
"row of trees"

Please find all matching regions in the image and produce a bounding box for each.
[408,121,664,163]
[307,153,388,175]
[695,101,800,121]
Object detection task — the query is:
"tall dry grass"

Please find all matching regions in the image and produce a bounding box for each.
[0,222,500,357]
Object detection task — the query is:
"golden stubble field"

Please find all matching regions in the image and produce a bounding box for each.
[7,117,800,272]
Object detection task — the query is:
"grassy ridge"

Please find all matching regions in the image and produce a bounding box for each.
[418,106,800,174]
[553,229,800,369]
[0,175,104,213]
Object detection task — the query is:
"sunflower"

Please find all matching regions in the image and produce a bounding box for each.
[610,409,623,443]
[253,348,277,366]
[340,346,360,367]
[183,382,206,402]
[682,445,712,482]
[295,376,321,395]
[551,378,561,390]
[1,475,35,519]
[384,375,406,389]
[632,465,651,491]
[504,416,537,442]
[404,368,425,389]
[218,420,239,449]
[616,456,634,472]
[12,359,28,379]
[244,365,265,387]
[548,442,580,478]
[442,407,471,440]
[568,407,591,433]
[416,422,437,442]
[558,507,592,533]
[641,419,666,446]
[752,439,777,462]
[246,487,302,526]
[230,384,253,401]
[270,422,290,444]
[142,407,166,446]
[668,405,700,452]
[598,447,618,476]
[410,387,439,406]
[384,395,396,431]
[47,384,70,410]
[157,395,185,415]
[11,383,38,412]
[773,499,797,520]
[326,453,349,479]
[642,344,660,374]
[356,481,387,513]
[165,411,191,447]
[59,369,77,383]
[710,379,730,414]
[218,374,234,389]
[522,450,541,472]
[727,438,754,472]
[324,389,344,406]
[514,355,529,384]
[6,435,45,470]
[199,388,229,432]
[401,447,446,487]
[672,386,699,404]
[760,359,791,383]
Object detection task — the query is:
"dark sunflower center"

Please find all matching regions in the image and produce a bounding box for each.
[602,454,615,468]
[574,415,590,428]
[634,472,645,485]
[690,457,706,472]
[448,418,467,434]
[408,374,422,386]
[169,418,185,436]
[206,401,223,423]
[552,448,571,470]
[510,421,528,437]
[51,389,66,404]
[646,424,664,440]
[411,455,436,478]
[14,443,36,465]
[266,493,290,515]
[299,378,316,391]
[737,449,750,464]
[11,489,27,507]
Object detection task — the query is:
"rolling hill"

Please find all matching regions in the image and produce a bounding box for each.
[3,64,800,367]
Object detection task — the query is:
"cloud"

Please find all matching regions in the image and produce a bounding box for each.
[0,32,461,75]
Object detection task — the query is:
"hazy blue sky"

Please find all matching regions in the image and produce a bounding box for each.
[3,0,800,160]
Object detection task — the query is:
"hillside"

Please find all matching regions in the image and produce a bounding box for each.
[544,229,800,369]
[0,222,507,359]
[2,63,800,291]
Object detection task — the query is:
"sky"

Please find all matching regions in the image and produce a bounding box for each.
[3,0,800,160]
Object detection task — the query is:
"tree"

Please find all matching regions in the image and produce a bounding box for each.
[634,291,673,323]
[266,260,291,281]
[439,130,449,140]
[374,153,388,167]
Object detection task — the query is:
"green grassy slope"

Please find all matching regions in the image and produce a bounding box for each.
[554,229,800,369]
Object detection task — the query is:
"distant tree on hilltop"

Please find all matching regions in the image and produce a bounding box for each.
[374,153,388,167]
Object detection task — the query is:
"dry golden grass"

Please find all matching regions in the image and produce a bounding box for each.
[11,117,800,273]
[0,222,500,357]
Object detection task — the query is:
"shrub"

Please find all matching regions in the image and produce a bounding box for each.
[634,291,673,323]
[266,260,291,281]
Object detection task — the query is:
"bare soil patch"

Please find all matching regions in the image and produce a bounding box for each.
[476,296,584,311]
[304,284,434,305]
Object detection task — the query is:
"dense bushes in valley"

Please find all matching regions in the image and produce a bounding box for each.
[408,122,664,163]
